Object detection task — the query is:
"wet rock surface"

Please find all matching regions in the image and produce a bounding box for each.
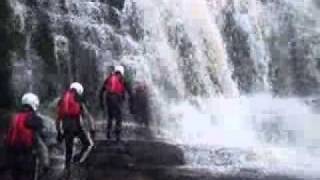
[0,139,311,180]
[87,140,185,168]
[0,118,313,180]
[101,0,125,10]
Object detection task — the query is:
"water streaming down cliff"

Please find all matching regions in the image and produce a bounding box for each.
[120,1,320,177]
[5,0,320,178]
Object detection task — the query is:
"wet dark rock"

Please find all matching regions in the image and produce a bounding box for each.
[223,11,256,93]
[290,40,320,96]
[166,23,208,96]
[0,138,311,180]
[98,0,125,27]
[84,141,307,180]
[0,109,12,131]
[313,0,320,8]
[0,109,13,172]
[88,140,185,168]
[0,0,14,108]
[0,144,6,172]
[0,111,10,175]
[32,14,59,100]
[100,0,125,10]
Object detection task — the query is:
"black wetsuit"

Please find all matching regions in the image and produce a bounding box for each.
[100,73,130,141]
[58,90,93,169]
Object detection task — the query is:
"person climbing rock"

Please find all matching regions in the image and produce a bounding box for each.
[100,65,130,142]
[4,93,49,180]
[131,81,151,127]
[56,82,95,170]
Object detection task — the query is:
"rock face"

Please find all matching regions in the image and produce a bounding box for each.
[3,0,129,108]
[102,0,125,10]
[0,110,11,173]
[0,1,13,108]
[87,140,185,168]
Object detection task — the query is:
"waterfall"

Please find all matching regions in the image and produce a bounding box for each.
[6,0,320,177]
[120,0,320,177]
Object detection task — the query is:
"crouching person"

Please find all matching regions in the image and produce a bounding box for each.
[56,82,95,171]
[4,93,49,180]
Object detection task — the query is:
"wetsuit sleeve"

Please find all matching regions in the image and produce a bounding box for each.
[76,92,85,104]
[56,98,63,133]
[99,78,108,107]
[25,113,43,132]
[57,98,63,121]
[81,103,96,131]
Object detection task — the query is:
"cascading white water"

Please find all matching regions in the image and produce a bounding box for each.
[120,0,320,178]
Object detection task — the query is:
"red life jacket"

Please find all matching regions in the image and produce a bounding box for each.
[58,90,82,119]
[6,112,34,149]
[105,73,125,95]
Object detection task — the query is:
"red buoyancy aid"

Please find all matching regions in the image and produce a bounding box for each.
[105,73,125,95]
[58,90,82,119]
[6,112,34,149]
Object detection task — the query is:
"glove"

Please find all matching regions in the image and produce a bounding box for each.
[57,131,64,143]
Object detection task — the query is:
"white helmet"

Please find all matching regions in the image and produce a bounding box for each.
[114,65,125,75]
[21,93,40,111]
[70,82,84,95]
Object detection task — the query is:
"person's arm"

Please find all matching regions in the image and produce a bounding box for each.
[25,112,43,132]
[99,78,108,109]
[99,86,105,108]
[26,112,55,145]
[56,99,63,142]
[56,99,63,130]
[56,118,62,134]
[81,104,96,133]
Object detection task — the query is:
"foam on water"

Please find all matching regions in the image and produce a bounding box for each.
[161,94,320,178]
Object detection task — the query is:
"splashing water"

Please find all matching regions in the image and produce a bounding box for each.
[120,0,320,178]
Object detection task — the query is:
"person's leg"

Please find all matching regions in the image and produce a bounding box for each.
[63,118,79,170]
[8,150,20,180]
[107,108,114,140]
[115,116,122,142]
[114,96,123,142]
[64,133,74,170]
[75,129,94,164]
[15,150,35,180]
[35,135,50,170]
[25,153,36,180]
[106,94,118,139]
